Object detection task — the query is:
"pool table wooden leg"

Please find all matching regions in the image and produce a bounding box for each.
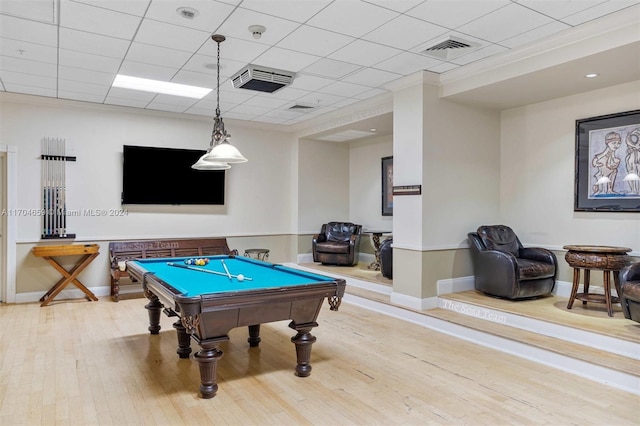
[289,321,318,377]
[194,337,227,399]
[144,293,163,335]
[247,324,261,347]
[173,320,192,358]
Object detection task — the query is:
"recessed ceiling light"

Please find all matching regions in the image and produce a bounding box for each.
[370,128,377,132]
[176,7,199,19]
[112,75,211,99]
[585,73,599,78]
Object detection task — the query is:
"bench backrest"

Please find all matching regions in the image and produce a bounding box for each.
[109,238,235,268]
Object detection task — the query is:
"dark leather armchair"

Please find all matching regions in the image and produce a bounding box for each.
[380,238,393,279]
[467,225,557,300]
[620,262,640,323]
[312,222,362,266]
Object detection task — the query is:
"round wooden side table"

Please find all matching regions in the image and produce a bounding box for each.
[563,245,632,317]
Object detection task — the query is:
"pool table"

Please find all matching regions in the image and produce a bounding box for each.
[126,255,346,399]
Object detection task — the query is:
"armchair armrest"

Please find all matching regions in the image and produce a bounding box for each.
[621,262,640,283]
[312,234,326,245]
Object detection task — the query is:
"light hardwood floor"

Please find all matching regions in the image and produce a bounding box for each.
[1,296,638,425]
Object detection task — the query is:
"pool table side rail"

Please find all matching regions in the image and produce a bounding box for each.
[109,237,237,301]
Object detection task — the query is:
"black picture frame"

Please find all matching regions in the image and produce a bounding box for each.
[574,109,640,212]
[381,156,393,216]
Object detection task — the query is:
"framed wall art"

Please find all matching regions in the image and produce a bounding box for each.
[381,156,393,216]
[574,109,640,212]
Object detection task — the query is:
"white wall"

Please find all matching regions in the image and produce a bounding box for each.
[0,96,295,242]
[349,135,393,231]
[297,138,349,234]
[501,80,640,251]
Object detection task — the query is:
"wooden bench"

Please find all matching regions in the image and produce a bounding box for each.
[109,237,237,302]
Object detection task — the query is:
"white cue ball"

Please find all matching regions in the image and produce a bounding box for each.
[237,274,245,282]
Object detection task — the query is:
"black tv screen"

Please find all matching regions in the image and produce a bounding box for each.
[122,145,225,205]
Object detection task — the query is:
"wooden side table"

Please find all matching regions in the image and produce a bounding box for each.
[563,245,631,317]
[244,248,269,261]
[363,230,392,271]
[32,244,100,306]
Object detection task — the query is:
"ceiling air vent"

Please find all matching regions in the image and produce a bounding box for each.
[231,65,296,93]
[419,36,480,60]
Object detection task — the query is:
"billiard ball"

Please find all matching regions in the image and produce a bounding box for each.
[236,274,245,282]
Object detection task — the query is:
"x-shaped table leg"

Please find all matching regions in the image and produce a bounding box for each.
[39,252,99,306]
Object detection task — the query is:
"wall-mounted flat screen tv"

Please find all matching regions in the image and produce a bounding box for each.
[122,145,225,205]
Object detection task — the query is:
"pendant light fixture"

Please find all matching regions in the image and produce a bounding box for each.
[193,34,247,170]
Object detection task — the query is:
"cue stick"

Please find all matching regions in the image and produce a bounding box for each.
[220,259,232,280]
[166,262,253,280]
[60,138,66,236]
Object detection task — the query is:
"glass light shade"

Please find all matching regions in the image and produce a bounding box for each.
[191,154,230,170]
[623,172,640,181]
[202,142,248,163]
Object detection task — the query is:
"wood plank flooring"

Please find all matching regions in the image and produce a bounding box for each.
[1,297,638,425]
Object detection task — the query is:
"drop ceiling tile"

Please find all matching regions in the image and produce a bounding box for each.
[216,8,301,45]
[288,74,333,91]
[307,1,399,38]
[148,94,200,107]
[328,39,402,67]
[457,3,555,43]
[294,91,345,108]
[59,49,123,73]
[171,70,216,88]
[2,82,57,97]
[58,79,110,95]
[253,47,320,72]
[58,65,115,86]
[406,0,510,29]
[133,19,210,53]
[144,0,234,32]
[0,56,57,77]
[374,51,444,75]
[560,0,640,26]
[58,90,106,103]
[1,0,57,23]
[145,102,190,114]
[262,108,311,121]
[182,106,214,117]
[224,111,261,121]
[237,0,332,23]
[228,103,271,116]
[0,14,57,46]
[500,21,570,49]
[0,69,56,88]
[277,25,354,57]
[125,42,193,68]
[213,87,256,104]
[182,54,246,78]
[331,97,362,109]
[59,0,142,39]
[353,87,387,100]
[450,43,509,66]
[317,81,371,97]
[106,87,157,102]
[59,28,131,59]
[516,0,608,20]
[363,14,448,50]
[0,38,57,64]
[301,58,361,79]
[243,96,291,109]
[118,60,179,81]
[343,68,402,87]
[104,96,152,109]
[363,0,426,13]
[196,36,270,65]
[268,86,312,101]
[70,0,151,16]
